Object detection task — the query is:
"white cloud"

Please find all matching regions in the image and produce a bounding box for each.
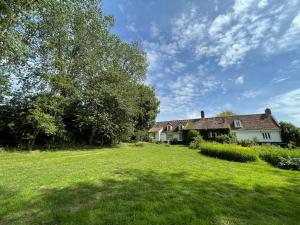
[277,13,300,51]
[170,0,300,68]
[242,90,262,98]
[266,88,300,125]
[258,0,269,9]
[150,22,160,38]
[271,76,290,83]
[209,14,232,37]
[235,75,244,84]
[291,59,299,66]
[126,22,137,33]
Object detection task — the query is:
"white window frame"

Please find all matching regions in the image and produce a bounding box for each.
[234,120,243,128]
[167,124,172,131]
[178,124,183,131]
[262,132,271,140]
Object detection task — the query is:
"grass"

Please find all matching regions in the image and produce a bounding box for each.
[0,142,299,225]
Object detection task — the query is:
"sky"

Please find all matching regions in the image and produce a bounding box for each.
[103,0,300,126]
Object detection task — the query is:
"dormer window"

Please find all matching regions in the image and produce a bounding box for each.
[167,124,172,131]
[234,120,243,128]
[178,124,184,131]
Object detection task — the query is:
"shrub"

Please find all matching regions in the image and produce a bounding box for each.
[215,133,237,144]
[171,138,178,145]
[259,146,300,170]
[200,142,257,162]
[183,130,199,145]
[238,138,258,147]
[280,121,300,147]
[155,140,162,144]
[288,141,297,149]
[189,135,204,149]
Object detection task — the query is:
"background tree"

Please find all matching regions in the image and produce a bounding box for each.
[217,111,236,117]
[279,122,300,147]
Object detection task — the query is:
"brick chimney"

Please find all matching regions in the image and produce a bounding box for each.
[201,110,205,119]
[265,108,272,115]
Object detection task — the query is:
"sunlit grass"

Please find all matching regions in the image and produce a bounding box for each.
[0,143,299,225]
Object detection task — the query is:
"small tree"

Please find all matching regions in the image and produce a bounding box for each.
[189,135,204,149]
[217,111,236,117]
[215,133,237,144]
[183,130,199,145]
[280,122,300,147]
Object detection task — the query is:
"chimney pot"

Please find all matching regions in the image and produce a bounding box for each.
[265,108,272,115]
[201,111,205,119]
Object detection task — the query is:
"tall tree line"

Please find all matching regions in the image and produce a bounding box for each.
[0,0,159,149]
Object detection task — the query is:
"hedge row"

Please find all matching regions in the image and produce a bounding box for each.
[200,142,257,162]
[258,145,300,170]
[199,142,300,170]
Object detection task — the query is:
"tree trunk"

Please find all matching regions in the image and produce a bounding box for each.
[89,127,96,145]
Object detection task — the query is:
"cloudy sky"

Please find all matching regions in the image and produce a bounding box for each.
[103,0,300,125]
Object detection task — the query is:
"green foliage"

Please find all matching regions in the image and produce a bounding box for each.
[189,135,204,149]
[200,142,258,162]
[171,138,178,145]
[183,130,199,145]
[259,145,300,170]
[0,0,159,149]
[217,111,236,117]
[280,121,300,146]
[238,138,258,147]
[215,133,237,144]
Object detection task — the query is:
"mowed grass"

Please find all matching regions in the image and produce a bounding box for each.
[0,143,300,225]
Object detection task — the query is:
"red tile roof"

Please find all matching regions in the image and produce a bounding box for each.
[149,113,280,132]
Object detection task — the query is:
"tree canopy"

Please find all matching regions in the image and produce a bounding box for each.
[0,0,159,149]
[217,111,236,117]
[279,122,300,147]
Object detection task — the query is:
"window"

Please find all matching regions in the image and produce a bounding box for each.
[262,132,271,140]
[208,131,213,138]
[234,120,243,128]
[178,124,183,131]
[178,133,183,141]
[167,124,172,131]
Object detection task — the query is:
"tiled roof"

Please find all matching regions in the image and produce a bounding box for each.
[149,113,280,132]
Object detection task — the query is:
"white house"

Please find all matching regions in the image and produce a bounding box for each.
[149,108,282,143]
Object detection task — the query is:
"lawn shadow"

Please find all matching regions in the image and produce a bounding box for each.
[1,169,300,225]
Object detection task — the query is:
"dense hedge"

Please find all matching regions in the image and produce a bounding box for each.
[200,142,257,162]
[258,145,300,170]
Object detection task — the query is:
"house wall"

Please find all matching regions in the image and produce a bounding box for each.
[233,130,282,143]
[159,132,183,142]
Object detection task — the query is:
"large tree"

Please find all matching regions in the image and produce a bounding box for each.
[0,0,159,149]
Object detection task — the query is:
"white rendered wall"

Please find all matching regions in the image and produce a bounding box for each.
[234,130,282,142]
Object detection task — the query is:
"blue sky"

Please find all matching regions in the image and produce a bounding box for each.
[103,0,300,125]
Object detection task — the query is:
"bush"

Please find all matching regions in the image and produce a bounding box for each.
[280,121,300,147]
[171,138,178,145]
[259,146,300,170]
[155,140,162,144]
[200,142,257,162]
[183,130,199,145]
[215,133,237,144]
[238,138,258,147]
[189,135,204,149]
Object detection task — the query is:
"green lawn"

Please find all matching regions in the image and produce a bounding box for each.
[1,143,300,225]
